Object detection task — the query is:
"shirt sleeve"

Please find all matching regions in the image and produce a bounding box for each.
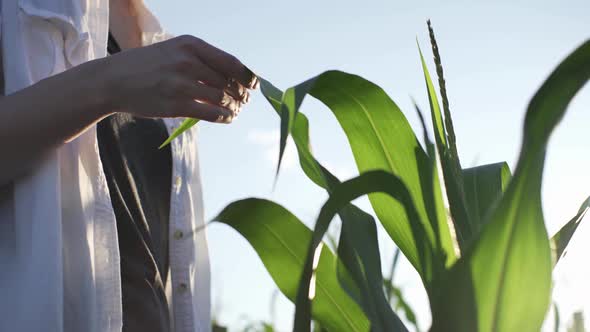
[130,0,174,46]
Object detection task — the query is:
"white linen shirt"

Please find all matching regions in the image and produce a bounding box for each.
[0,1,211,331]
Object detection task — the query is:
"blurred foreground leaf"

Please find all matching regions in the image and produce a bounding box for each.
[431,40,590,332]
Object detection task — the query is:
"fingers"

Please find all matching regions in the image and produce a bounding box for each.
[170,49,250,104]
[178,101,235,124]
[162,35,256,119]
[192,62,249,103]
[189,60,227,89]
[175,35,259,90]
[225,78,250,103]
[178,80,241,114]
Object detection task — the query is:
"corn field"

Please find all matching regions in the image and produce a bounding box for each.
[166,22,590,332]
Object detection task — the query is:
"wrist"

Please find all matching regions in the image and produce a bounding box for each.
[81,57,120,118]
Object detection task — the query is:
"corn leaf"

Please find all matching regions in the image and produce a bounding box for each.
[462,162,512,232]
[159,118,199,148]
[294,170,426,332]
[261,79,410,331]
[260,72,455,285]
[388,285,419,331]
[334,205,409,332]
[260,79,335,190]
[383,249,419,331]
[214,198,369,332]
[431,40,590,332]
[551,196,590,266]
[413,101,459,264]
[274,80,316,177]
[384,249,401,304]
[417,44,446,151]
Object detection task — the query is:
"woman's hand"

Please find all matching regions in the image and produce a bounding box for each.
[103,35,258,123]
[0,34,258,185]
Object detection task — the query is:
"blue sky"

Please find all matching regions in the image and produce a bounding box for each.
[144,0,590,330]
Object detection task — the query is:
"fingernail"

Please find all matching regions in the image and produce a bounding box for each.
[250,76,259,90]
[245,68,259,89]
[241,90,250,103]
[215,109,234,123]
[225,110,235,123]
[221,92,231,107]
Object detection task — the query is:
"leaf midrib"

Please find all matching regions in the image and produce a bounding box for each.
[489,178,526,332]
[330,86,424,266]
[332,86,398,177]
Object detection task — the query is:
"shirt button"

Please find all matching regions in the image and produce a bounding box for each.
[174,230,184,240]
[178,282,189,292]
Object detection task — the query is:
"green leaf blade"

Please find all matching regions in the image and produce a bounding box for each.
[418,43,473,248]
[214,198,370,332]
[462,162,512,231]
[159,118,199,149]
[261,78,411,331]
[551,196,590,266]
[431,39,590,332]
[294,170,427,332]
[261,71,456,286]
[417,43,447,151]
[336,205,409,332]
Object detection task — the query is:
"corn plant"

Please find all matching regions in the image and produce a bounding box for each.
[226,248,416,331]
[165,22,590,331]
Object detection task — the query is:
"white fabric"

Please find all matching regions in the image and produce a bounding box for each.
[0,1,211,331]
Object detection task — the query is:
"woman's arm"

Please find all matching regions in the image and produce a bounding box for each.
[0,34,258,187]
[0,57,115,186]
